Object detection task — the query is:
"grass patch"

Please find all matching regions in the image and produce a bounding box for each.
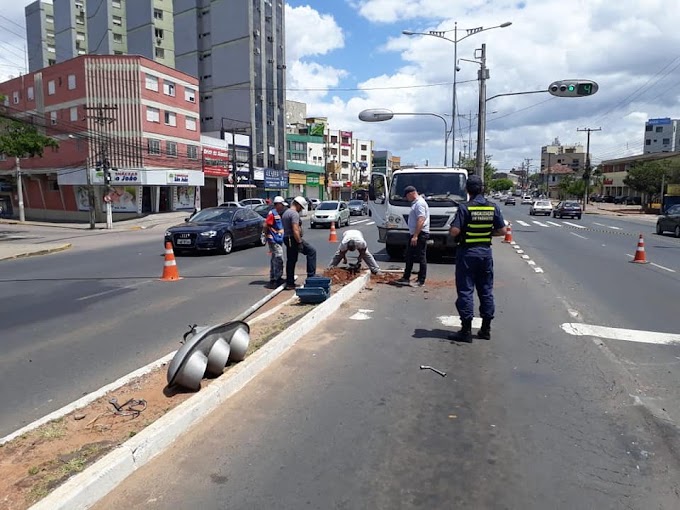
[38,419,66,441]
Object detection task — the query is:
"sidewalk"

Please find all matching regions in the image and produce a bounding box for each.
[584,203,658,222]
[0,242,72,261]
[0,211,189,232]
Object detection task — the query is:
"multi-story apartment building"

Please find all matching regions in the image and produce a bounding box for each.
[127,0,175,68]
[174,0,286,172]
[0,55,202,221]
[53,0,88,63]
[539,137,587,173]
[643,118,680,154]
[26,1,56,72]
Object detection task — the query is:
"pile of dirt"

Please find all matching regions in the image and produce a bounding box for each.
[0,300,316,510]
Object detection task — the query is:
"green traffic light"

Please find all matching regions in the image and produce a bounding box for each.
[568,84,575,92]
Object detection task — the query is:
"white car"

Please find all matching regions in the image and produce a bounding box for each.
[307,198,320,210]
[239,198,266,209]
[529,200,553,216]
[310,200,350,228]
[521,195,533,205]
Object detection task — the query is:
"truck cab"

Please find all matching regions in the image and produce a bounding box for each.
[369,167,468,259]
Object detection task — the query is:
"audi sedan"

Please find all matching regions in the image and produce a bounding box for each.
[165,207,266,255]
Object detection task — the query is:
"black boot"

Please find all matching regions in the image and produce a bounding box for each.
[478,318,492,340]
[448,319,473,343]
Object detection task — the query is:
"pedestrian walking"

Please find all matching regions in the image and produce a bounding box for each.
[282,196,317,290]
[327,229,381,274]
[263,196,286,289]
[448,175,507,342]
[395,185,430,287]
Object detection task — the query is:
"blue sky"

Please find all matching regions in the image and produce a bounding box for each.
[2,1,679,172]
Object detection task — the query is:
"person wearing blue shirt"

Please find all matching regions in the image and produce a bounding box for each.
[448,175,507,342]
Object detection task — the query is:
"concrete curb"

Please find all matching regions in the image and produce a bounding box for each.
[29,272,370,510]
[0,243,72,261]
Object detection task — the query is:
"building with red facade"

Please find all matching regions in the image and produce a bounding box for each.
[0,54,203,221]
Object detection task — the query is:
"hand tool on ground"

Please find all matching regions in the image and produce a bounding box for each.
[420,365,447,377]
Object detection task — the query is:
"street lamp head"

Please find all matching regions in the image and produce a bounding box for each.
[402,30,415,36]
[500,21,512,28]
[358,109,394,122]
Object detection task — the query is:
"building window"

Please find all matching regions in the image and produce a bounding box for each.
[67,74,76,90]
[361,144,367,150]
[112,0,121,7]
[70,106,78,121]
[645,125,653,132]
[76,16,84,25]
[185,88,196,103]
[164,111,177,126]
[47,80,55,95]
[341,149,349,156]
[166,141,177,157]
[48,59,56,65]
[27,86,34,100]
[185,116,197,131]
[331,136,338,143]
[47,177,59,191]
[187,145,198,159]
[113,33,123,43]
[145,74,158,91]
[155,28,164,39]
[47,44,55,53]
[148,139,160,154]
[154,8,163,19]
[113,50,123,55]
[663,138,670,144]
[112,15,122,26]
[146,106,160,123]
[655,126,663,132]
[155,47,165,58]
[12,91,19,104]
[50,111,57,125]
[163,81,175,96]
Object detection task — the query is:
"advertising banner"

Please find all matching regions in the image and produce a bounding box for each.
[175,186,196,210]
[308,123,325,136]
[203,147,230,177]
[76,186,91,211]
[103,186,138,212]
[167,172,190,184]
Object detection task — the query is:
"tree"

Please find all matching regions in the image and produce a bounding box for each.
[624,159,680,206]
[458,155,496,186]
[557,175,585,200]
[489,178,514,192]
[0,110,59,220]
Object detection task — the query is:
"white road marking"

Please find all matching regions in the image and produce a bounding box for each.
[651,262,677,273]
[438,316,483,329]
[513,245,521,250]
[527,260,536,266]
[521,254,530,259]
[516,220,530,227]
[350,309,374,320]
[568,309,580,318]
[609,226,622,230]
[570,232,588,240]
[532,221,549,227]
[563,221,586,229]
[594,222,622,230]
[561,322,680,345]
[546,221,562,227]
[351,219,371,225]
[516,249,525,254]
[534,267,544,273]
[77,280,153,301]
[366,221,375,225]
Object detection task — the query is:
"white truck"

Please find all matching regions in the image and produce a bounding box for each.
[369,167,468,259]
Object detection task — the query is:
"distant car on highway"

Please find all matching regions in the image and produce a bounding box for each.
[165,207,266,254]
[656,204,680,238]
[504,196,516,206]
[348,199,368,216]
[553,201,582,219]
[521,195,533,205]
[529,200,553,216]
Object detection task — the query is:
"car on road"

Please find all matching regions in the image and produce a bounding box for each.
[165,207,266,255]
[348,199,368,216]
[219,201,244,208]
[529,200,553,216]
[310,200,350,228]
[307,198,320,210]
[521,195,533,205]
[253,203,277,218]
[239,198,267,209]
[553,201,582,219]
[656,204,680,237]
[504,196,516,205]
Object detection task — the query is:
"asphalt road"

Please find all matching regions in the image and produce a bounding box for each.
[94,234,680,509]
[0,214,378,436]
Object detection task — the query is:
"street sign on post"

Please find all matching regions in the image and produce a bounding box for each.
[548,80,599,97]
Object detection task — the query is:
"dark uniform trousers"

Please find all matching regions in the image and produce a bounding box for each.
[455,249,494,320]
[403,231,429,282]
[284,236,317,286]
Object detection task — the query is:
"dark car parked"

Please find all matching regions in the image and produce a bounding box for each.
[656,204,680,238]
[504,196,516,205]
[553,201,582,219]
[602,195,615,203]
[165,207,266,255]
[347,199,368,216]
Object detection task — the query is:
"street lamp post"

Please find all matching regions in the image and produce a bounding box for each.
[358,109,449,167]
[402,21,511,167]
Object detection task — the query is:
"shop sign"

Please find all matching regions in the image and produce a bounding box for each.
[202,147,230,177]
[306,175,319,185]
[264,168,288,189]
[112,170,140,183]
[168,172,190,184]
[603,178,613,185]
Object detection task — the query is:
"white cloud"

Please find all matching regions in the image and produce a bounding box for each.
[285,5,345,61]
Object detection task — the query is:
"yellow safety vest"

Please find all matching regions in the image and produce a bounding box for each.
[464,205,495,245]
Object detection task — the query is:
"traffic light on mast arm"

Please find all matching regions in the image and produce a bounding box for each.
[548,80,599,97]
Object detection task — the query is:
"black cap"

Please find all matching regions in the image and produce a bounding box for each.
[403,185,416,196]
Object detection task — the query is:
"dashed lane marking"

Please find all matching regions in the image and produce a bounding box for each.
[561,322,680,345]
[351,219,371,225]
[594,222,622,230]
[547,221,562,227]
[532,221,550,227]
[349,309,374,320]
[562,221,587,229]
[366,221,375,226]
[626,254,677,272]
[516,220,530,227]
[570,232,588,240]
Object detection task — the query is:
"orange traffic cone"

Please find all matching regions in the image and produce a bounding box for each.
[328,221,338,243]
[630,234,649,264]
[160,241,182,280]
[502,222,513,243]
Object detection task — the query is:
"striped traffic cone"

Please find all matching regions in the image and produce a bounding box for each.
[629,234,649,264]
[328,221,338,243]
[502,222,513,243]
[160,242,182,280]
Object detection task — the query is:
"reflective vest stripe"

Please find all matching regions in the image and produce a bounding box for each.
[462,204,495,245]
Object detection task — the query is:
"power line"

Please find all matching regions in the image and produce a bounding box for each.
[0,14,25,31]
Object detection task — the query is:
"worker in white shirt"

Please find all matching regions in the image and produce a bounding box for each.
[328,229,381,274]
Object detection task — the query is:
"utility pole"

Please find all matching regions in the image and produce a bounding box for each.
[84,103,118,229]
[577,127,601,213]
[475,43,489,185]
[15,157,25,222]
[230,127,239,202]
[524,158,532,190]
